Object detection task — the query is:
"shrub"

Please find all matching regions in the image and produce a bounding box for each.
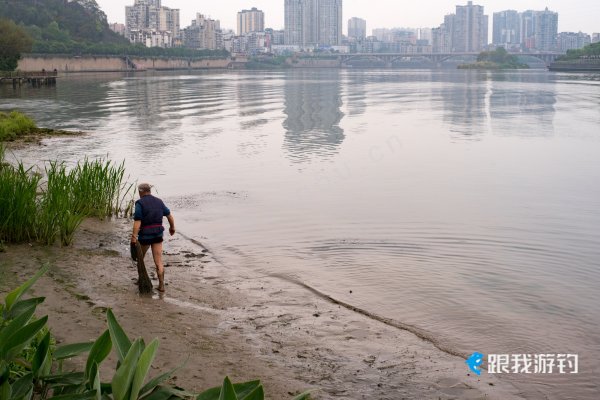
[0,112,38,141]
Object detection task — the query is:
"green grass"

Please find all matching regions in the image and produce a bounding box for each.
[0,111,37,141]
[0,145,133,245]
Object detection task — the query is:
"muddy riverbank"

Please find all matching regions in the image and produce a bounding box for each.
[0,218,523,399]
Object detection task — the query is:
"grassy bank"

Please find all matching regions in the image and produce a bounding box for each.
[0,144,133,245]
[0,111,79,142]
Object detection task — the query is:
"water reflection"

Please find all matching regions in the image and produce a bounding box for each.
[441,72,488,140]
[440,72,556,140]
[345,72,368,117]
[489,72,556,137]
[283,70,345,163]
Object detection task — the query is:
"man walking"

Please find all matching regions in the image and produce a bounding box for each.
[130,183,175,292]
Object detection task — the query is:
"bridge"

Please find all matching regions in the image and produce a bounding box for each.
[337,52,562,67]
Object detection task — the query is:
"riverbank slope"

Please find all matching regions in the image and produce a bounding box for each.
[0,217,523,399]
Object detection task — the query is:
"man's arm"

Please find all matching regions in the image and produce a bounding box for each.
[131,220,141,244]
[167,214,175,236]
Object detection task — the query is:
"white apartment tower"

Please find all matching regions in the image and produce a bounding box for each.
[237,7,265,35]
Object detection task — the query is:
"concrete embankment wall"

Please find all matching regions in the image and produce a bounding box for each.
[18,55,232,72]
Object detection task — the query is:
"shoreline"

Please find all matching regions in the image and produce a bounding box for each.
[0,217,524,399]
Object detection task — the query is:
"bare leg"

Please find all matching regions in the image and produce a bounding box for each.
[141,244,151,258]
[151,242,165,292]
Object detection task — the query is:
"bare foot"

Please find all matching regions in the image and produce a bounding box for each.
[157,286,165,293]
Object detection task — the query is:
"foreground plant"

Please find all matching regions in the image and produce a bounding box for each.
[0,267,313,400]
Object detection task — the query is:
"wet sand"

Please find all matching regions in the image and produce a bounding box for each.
[0,218,524,399]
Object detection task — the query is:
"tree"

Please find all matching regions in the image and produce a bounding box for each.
[0,18,33,71]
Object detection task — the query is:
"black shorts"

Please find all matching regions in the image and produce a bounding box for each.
[139,236,164,246]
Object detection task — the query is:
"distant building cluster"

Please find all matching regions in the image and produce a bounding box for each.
[492,8,558,51]
[183,14,222,50]
[116,0,595,55]
[125,0,180,48]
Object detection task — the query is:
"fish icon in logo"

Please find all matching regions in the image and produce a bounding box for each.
[466,352,485,375]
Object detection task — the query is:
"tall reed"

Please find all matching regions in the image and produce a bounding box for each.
[0,145,39,243]
[0,148,133,246]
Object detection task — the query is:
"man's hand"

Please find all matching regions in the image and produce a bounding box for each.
[130,235,137,245]
[169,227,176,236]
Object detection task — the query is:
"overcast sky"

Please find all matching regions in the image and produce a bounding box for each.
[99,1,599,34]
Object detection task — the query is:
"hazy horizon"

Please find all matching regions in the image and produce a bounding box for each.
[99,0,599,35]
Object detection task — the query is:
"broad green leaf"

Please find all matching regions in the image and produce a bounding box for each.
[54,342,94,360]
[196,380,262,400]
[47,390,98,399]
[141,386,180,400]
[196,380,260,400]
[85,330,112,379]
[111,339,143,400]
[0,379,11,399]
[291,391,314,400]
[130,339,159,400]
[0,306,36,352]
[0,360,9,384]
[238,385,264,400]
[93,364,102,400]
[2,316,48,359]
[219,377,238,400]
[107,309,132,363]
[3,265,49,311]
[10,372,33,399]
[139,363,183,398]
[196,385,221,399]
[39,372,85,385]
[32,332,51,377]
[87,362,99,390]
[4,297,45,319]
[231,381,261,400]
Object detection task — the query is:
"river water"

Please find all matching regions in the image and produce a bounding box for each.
[2,69,600,399]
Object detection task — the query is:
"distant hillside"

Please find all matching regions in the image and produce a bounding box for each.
[0,0,128,49]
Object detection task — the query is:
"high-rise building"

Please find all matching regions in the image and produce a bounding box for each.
[453,1,488,52]
[319,0,343,46]
[237,7,265,35]
[348,17,366,40]
[125,0,180,47]
[284,0,342,47]
[284,0,303,45]
[593,33,600,43]
[493,10,520,46]
[534,8,558,51]
[432,2,487,53]
[519,10,536,49]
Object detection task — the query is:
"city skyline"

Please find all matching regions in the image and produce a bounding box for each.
[100,1,599,35]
